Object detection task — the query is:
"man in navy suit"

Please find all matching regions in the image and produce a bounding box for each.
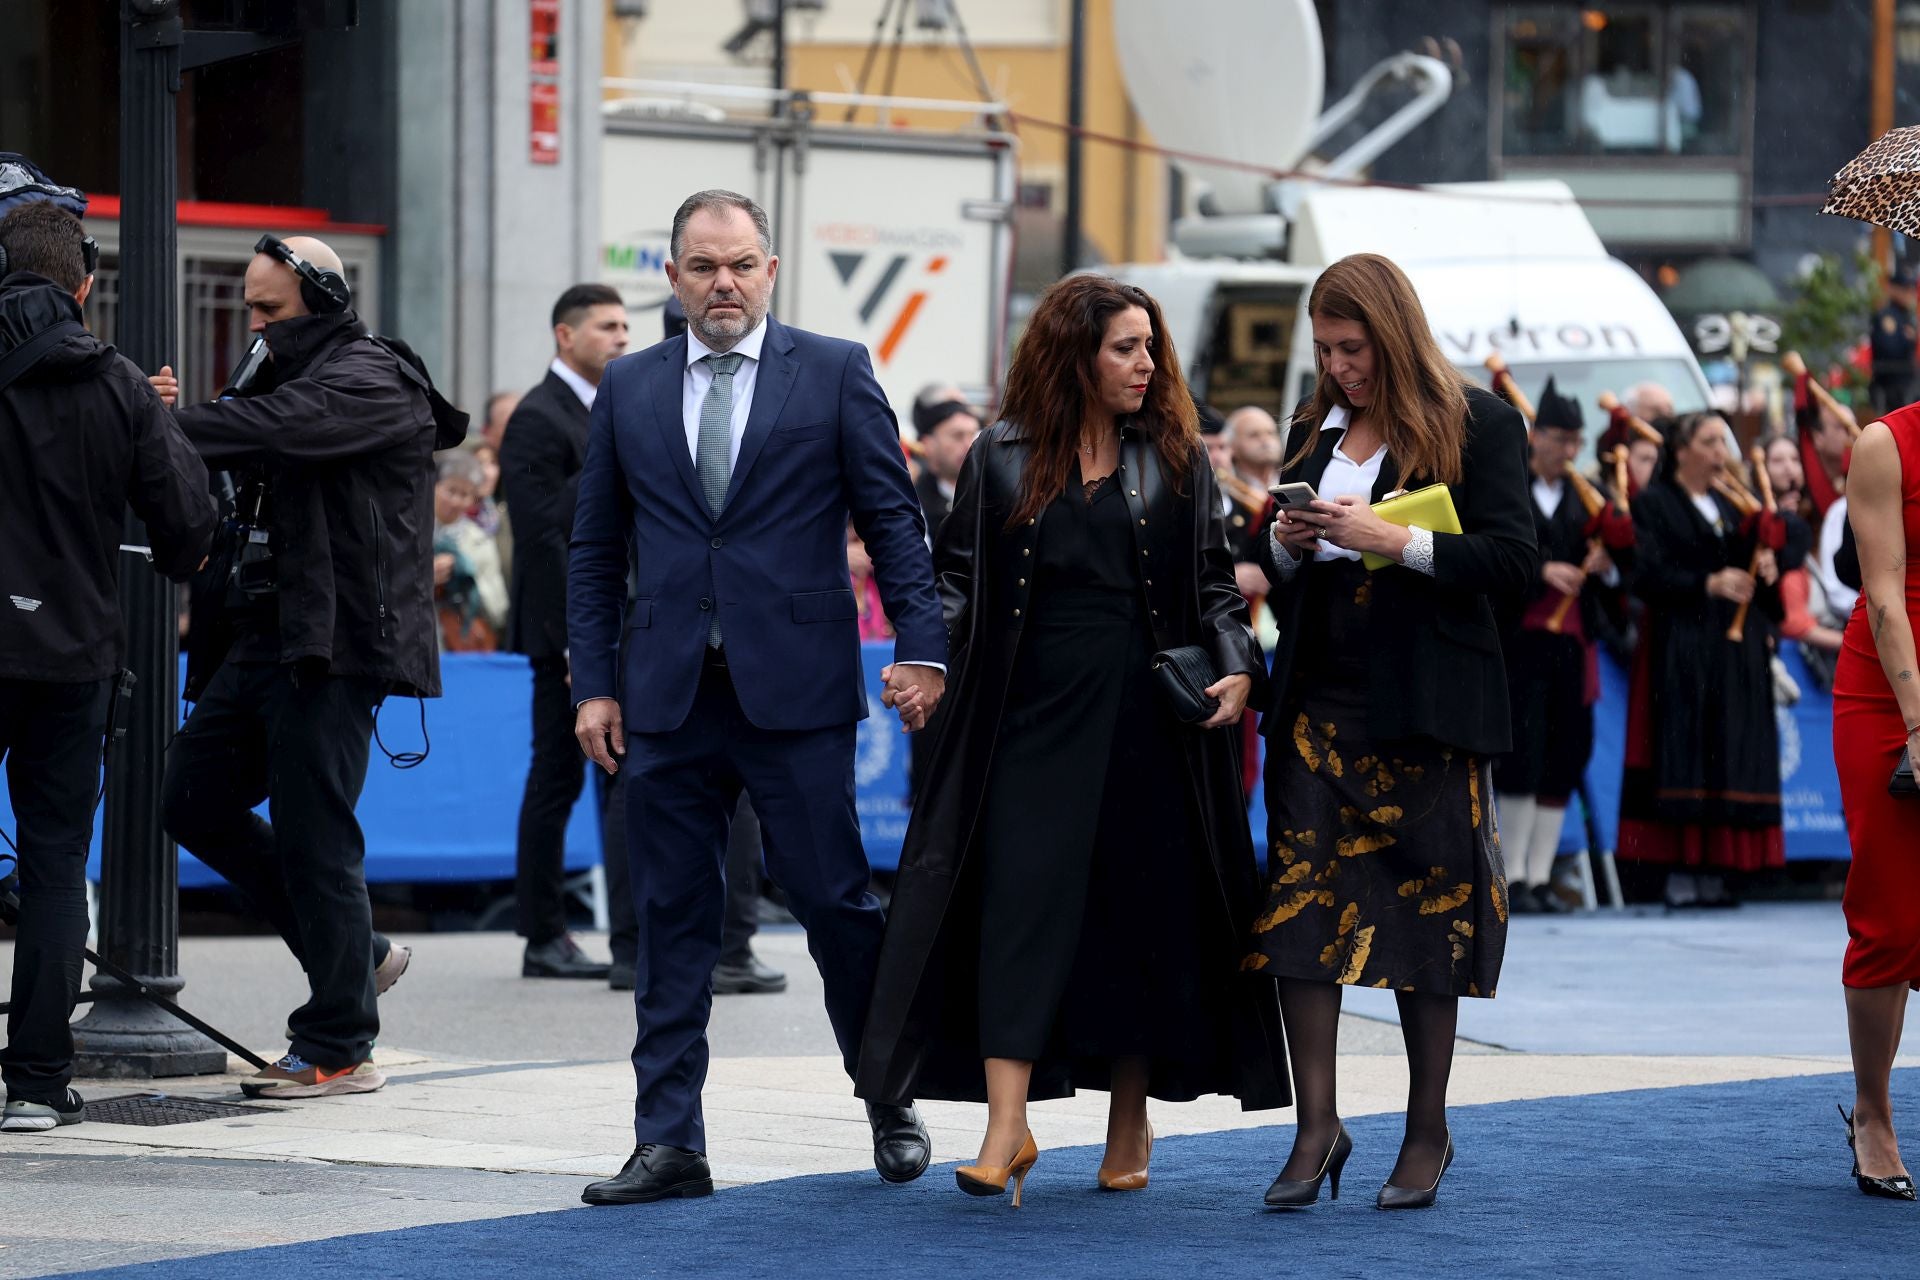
[569,190,947,1205]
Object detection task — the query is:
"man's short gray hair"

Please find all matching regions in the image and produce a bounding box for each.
[669,189,772,262]
[437,450,484,488]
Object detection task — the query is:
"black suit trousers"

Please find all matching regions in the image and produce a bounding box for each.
[516,655,589,941]
[0,677,110,1102]
[621,659,880,1151]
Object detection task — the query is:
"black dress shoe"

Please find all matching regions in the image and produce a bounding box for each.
[581,1144,713,1205]
[608,959,636,991]
[712,955,788,994]
[866,1102,931,1183]
[1377,1132,1454,1210]
[523,934,612,980]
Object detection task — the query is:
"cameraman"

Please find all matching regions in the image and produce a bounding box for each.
[0,201,215,1131]
[156,234,460,1100]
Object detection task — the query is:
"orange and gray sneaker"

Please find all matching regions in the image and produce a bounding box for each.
[241,1053,386,1099]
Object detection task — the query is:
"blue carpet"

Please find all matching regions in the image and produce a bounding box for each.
[72,1070,1920,1279]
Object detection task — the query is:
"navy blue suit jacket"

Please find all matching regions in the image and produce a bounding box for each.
[567,316,946,733]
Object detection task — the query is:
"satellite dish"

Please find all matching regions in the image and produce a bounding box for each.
[1111,0,1325,217]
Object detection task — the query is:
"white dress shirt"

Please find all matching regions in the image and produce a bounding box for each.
[1531,476,1565,519]
[682,320,767,468]
[1268,405,1436,579]
[550,357,598,411]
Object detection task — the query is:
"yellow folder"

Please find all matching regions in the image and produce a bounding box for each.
[1361,483,1461,570]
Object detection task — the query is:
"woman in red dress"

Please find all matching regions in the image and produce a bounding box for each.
[1832,402,1920,1201]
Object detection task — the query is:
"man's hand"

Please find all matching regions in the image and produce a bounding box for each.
[1581,543,1615,578]
[433,552,455,586]
[575,698,626,775]
[881,663,946,733]
[1200,672,1253,728]
[149,365,178,408]
[1541,561,1586,597]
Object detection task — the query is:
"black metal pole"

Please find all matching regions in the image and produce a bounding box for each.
[1062,0,1086,278]
[72,0,225,1079]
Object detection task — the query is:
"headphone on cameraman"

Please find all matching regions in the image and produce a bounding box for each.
[0,228,100,281]
[254,233,351,315]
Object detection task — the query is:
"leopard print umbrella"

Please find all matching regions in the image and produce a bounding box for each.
[1823,125,1920,238]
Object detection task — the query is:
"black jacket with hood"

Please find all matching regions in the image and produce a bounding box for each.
[0,271,215,682]
[173,309,461,700]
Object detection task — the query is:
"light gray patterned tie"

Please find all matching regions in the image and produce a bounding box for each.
[695,351,745,646]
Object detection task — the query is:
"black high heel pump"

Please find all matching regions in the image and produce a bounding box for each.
[1263,1124,1352,1209]
[1840,1105,1917,1202]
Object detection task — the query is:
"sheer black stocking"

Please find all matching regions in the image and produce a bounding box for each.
[1276,977,1344,1180]
[1389,989,1458,1189]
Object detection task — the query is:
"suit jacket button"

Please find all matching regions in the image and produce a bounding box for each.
[711,537,724,549]
[1017,578,1026,587]
[1028,517,1036,525]
[1014,608,1022,617]
[1022,547,1031,557]
[699,598,712,610]
[1139,518,1147,526]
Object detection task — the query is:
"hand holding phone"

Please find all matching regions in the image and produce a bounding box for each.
[1269,481,1327,555]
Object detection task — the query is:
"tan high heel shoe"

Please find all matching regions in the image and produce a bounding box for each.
[1097,1122,1154,1191]
[956,1130,1040,1207]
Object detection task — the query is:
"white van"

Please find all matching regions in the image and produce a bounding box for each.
[1104,180,1710,429]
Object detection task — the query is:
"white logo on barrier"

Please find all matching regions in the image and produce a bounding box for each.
[8,595,41,612]
[855,690,894,787]
[1777,705,1802,782]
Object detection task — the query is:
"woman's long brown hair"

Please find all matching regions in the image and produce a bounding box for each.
[1000,275,1199,527]
[1288,253,1468,487]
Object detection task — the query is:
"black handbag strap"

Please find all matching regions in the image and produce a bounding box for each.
[0,320,85,395]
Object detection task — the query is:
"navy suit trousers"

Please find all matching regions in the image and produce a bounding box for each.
[620,658,883,1152]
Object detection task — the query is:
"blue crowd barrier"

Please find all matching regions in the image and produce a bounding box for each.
[0,643,1851,886]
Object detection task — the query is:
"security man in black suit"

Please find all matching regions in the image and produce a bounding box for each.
[1871,265,1919,416]
[502,283,628,979]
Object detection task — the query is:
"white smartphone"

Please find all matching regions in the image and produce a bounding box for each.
[1268,481,1320,510]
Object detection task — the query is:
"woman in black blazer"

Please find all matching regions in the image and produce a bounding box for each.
[1250,253,1536,1210]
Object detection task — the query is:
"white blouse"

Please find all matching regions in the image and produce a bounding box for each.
[1268,405,1436,579]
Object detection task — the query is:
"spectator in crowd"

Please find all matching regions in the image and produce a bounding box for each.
[1797,389,1856,521]
[1215,405,1280,802]
[468,441,503,532]
[910,394,980,536]
[1869,265,1918,416]
[1762,433,1842,662]
[1227,405,1282,491]
[846,523,893,642]
[1626,381,1674,427]
[503,282,628,980]
[1201,402,1234,479]
[432,450,507,651]
[1618,412,1786,909]
[481,389,520,454]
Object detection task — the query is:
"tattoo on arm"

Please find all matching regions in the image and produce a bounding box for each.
[1903,671,1915,683]
[1873,601,1891,643]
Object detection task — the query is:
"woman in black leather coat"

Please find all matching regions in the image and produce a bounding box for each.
[854,276,1289,1205]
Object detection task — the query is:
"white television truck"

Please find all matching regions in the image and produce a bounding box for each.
[600,103,1016,420]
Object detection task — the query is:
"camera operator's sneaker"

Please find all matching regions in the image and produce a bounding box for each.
[1,1088,85,1132]
[242,1054,385,1099]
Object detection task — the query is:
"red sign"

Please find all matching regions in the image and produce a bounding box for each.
[529,0,560,76]
[530,81,560,165]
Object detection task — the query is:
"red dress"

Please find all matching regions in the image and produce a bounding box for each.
[1833,402,1920,990]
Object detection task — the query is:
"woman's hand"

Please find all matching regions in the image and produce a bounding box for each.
[433,552,456,587]
[1309,496,1412,560]
[1200,673,1252,728]
[1754,547,1779,586]
[1706,566,1755,603]
[1272,507,1326,558]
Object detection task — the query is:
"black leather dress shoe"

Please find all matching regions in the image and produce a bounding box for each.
[867,1102,931,1183]
[711,955,788,994]
[581,1144,713,1205]
[523,934,611,980]
[608,959,636,991]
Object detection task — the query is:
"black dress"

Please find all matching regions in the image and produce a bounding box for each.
[975,464,1217,1073]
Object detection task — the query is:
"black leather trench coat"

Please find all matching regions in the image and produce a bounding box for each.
[854,419,1292,1110]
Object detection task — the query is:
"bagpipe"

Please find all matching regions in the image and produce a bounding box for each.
[1708,447,1787,643]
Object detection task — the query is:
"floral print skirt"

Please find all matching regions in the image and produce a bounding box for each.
[1245,692,1510,999]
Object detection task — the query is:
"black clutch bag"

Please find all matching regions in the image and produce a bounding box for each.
[1892,748,1918,798]
[1151,645,1220,724]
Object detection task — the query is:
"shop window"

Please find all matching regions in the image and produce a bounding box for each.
[1501,4,1747,158]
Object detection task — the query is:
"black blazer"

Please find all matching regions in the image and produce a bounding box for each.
[1255,384,1537,755]
[501,369,591,658]
[914,467,955,539]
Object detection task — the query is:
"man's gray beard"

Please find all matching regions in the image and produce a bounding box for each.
[693,304,756,351]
